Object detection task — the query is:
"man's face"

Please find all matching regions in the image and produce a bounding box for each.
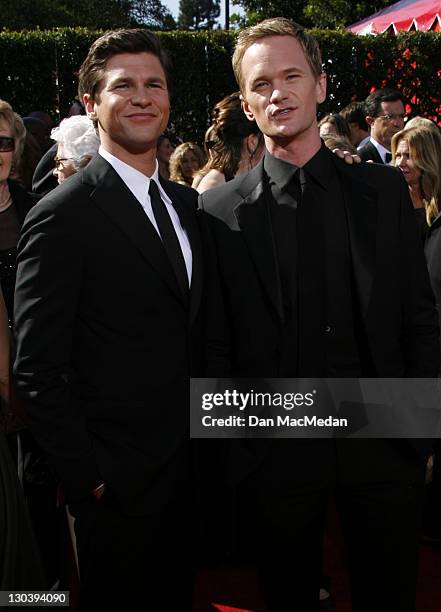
[240,35,326,147]
[368,100,405,149]
[84,52,169,158]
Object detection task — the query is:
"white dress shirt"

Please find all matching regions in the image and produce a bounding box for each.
[99,146,192,286]
[369,137,391,163]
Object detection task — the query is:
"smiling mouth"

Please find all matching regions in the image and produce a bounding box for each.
[271,107,295,118]
[126,113,157,120]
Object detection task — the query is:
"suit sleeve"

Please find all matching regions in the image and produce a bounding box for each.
[398,173,440,376]
[13,198,102,501]
[198,199,231,377]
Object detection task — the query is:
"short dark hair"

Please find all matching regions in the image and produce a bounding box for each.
[364,88,405,118]
[339,101,368,132]
[78,28,172,102]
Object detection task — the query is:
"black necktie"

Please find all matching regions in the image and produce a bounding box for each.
[149,179,189,300]
[385,152,392,163]
[295,169,326,376]
[285,168,303,207]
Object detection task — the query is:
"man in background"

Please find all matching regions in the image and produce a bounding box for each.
[339,100,370,149]
[358,87,406,163]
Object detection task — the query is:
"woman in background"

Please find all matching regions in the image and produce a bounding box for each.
[157,133,175,180]
[50,115,100,184]
[193,92,264,193]
[318,113,352,142]
[169,142,205,187]
[0,286,46,589]
[0,99,38,325]
[391,125,441,242]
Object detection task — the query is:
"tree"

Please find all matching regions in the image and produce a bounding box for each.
[0,0,129,29]
[178,0,221,30]
[231,0,308,27]
[231,0,397,28]
[304,0,396,29]
[0,0,176,31]
[129,0,176,29]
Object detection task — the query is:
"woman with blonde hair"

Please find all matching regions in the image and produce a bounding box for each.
[391,126,441,238]
[169,141,205,187]
[0,99,38,324]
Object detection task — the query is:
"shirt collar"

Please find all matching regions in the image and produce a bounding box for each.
[303,142,333,189]
[370,137,390,161]
[98,145,168,205]
[264,142,332,191]
[264,149,299,191]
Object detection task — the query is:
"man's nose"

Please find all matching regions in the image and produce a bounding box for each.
[269,85,288,104]
[131,86,151,106]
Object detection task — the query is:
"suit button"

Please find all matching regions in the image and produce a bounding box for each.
[325,325,333,333]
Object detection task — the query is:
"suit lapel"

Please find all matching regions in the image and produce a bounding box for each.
[160,178,203,325]
[332,155,378,318]
[369,142,383,164]
[82,155,185,306]
[234,162,285,324]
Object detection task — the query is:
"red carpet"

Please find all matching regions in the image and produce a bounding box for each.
[193,544,441,612]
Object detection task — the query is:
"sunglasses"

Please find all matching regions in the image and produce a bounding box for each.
[0,136,14,152]
[54,157,74,170]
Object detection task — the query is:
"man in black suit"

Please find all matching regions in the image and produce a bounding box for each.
[14,29,202,610]
[199,18,439,612]
[358,87,406,163]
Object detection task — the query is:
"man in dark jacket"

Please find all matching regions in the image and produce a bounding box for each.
[358,87,406,163]
[199,18,439,612]
[14,29,203,610]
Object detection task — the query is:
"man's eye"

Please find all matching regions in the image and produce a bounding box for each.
[255,81,268,90]
[115,83,129,89]
[287,74,299,81]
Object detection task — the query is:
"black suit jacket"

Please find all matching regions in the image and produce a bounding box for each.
[14,154,203,514]
[358,140,384,164]
[425,210,441,372]
[32,142,58,195]
[199,149,439,482]
[31,143,58,196]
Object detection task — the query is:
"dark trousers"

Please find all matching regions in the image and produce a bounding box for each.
[238,440,425,612]
[70,490,195,612]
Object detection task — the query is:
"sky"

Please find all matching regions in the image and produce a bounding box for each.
[163,0,243,26]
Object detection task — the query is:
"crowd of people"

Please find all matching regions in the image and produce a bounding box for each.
[0,16,441,612]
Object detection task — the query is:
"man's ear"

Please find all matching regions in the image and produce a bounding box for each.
[365,116,375,128]
[316,72,327,105]
[83,94,97,120]
[241,97,255,122]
